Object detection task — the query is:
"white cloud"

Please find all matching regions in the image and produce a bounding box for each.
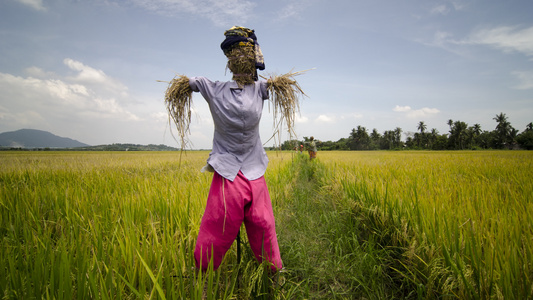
[431,5,450,15]
[416,31,467,57]
[296,114,309,123]
[432,31,454,47]
[419,25,533,59]
[63,58,129,99]
[0,60,141,134]
[64,58,107,83]
[339,113,363,120]
[44,79,90,108]
[93,97,140,120]
[128,0,256,27]
[15,0,46,11]
[316,114,334,123]
[394,105,440,119]
[430,1,466,16]
[393,105,412,112]
[2,110,46,128]
[24,66,54,78]
[276,3,299,20]
[275,0,309,21]
[512,71,533,90]
[465,26,533,58]
[151,111,169,123]
[450,1,467,11]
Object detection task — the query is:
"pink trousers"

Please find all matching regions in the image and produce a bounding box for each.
[194,171,283,271]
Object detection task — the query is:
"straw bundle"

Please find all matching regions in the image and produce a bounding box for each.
[225,46,256,86]
[163,74,193,149]
[265,70,308,141]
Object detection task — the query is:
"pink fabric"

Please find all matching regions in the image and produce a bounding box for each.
[194,171,283,271]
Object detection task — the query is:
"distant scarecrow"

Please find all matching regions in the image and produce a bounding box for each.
[163,26,307,272]
[307,136,318,160]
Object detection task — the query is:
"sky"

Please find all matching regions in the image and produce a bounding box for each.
[1,0,532,149]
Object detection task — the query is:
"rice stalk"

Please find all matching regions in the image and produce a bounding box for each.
[264,69,309,145]
[162,75,193,150]
[225,46,256,87]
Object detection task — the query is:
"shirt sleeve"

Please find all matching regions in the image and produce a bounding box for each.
[260,80,269,100]
[189,76,216,102]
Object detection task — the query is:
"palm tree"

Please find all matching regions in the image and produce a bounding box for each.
[370,128,380,139]
[449,120,468,149]
[429,128,438,149]
[417,121,427,134]
[394,127,403,148]
[417,121,427,148]
[493,113,508,130]
[370,128,381,149]
[493,112,514,149]
[349,126,370,150]
[382,130,394,149]
[473,124,481,135]
[472,124,482,148]
[456,122,468,150]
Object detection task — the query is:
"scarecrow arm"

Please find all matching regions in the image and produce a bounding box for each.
[266,70,307,139]
[164,74,193,149]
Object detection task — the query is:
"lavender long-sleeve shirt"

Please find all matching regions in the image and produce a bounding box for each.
[189,76,269,181]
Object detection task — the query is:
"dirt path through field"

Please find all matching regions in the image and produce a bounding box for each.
[274,156,366,298]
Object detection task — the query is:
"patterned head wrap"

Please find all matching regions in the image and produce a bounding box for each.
[221,26,265,71]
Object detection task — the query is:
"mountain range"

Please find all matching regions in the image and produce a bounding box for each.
[0,129,90,148]
[0,129,180,151]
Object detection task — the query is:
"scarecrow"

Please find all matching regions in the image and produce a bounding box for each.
[306,136,318,160]
[163,26,307,272]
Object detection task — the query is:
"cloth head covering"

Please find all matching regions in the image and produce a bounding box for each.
[221,26,265,71]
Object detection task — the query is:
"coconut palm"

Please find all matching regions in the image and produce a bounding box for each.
[417,121,427,148]
[349,126,370,150]
[394,127,403,148]
[449,120,468,149]
[417,121,427,134]
[429,128,438,149]
[493,113,515,149]
[370,128,381,149]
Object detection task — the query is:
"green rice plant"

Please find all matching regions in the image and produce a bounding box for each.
[3,150,529,299]
[271,153,388,298]
[321,150,533,299]
[0,151,210,298]
[0,151,298,299]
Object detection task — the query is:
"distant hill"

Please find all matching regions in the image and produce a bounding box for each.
[0,129,180,151]
[0,129,89,148]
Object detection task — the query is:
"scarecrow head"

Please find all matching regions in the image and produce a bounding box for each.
[220,26,264,86]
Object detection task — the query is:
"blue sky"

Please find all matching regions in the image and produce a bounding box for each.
[1,0,532,148]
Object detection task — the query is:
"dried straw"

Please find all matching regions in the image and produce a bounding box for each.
[162,74,193,150]
[264,69,309,144]
[225,46,256,86]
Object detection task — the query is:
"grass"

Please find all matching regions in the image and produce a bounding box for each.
[1,150,532,299]
[1,151,211,298]
[321,151,533,299]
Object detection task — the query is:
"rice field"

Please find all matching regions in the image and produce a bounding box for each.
[0,150,531,299]
[319,151,533,299]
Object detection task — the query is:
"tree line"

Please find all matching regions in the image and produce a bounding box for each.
[280,113,533,151]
